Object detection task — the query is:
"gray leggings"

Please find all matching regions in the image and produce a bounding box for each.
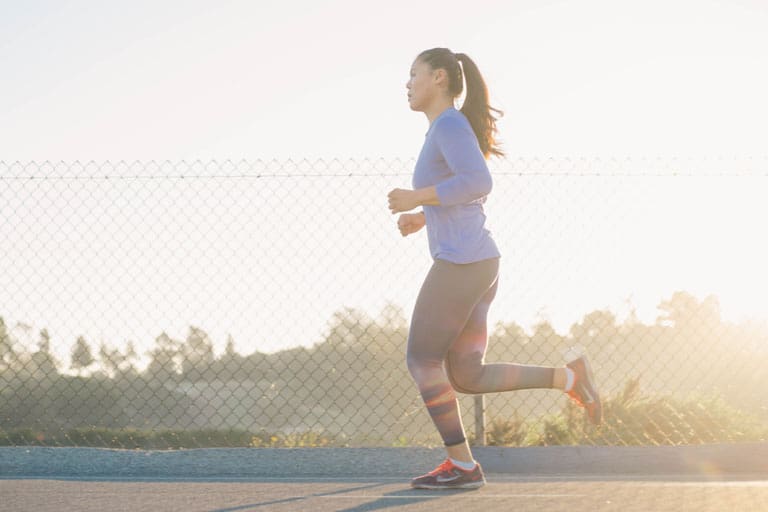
[406,257,556,447]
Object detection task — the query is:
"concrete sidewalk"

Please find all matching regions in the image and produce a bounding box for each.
[2,443,767,479]
[3,445,767,512]
[4,476,768,512]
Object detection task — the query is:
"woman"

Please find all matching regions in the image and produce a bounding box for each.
[388,48,602,490]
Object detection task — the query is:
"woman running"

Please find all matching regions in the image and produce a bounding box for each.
[388,48,602,490]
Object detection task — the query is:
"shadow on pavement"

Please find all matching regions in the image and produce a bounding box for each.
[335,488,476,512]
[206,482,394,512]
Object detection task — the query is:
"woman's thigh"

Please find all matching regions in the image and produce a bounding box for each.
[407,258,499,362]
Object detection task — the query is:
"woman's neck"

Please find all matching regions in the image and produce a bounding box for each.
[424,98,455,124]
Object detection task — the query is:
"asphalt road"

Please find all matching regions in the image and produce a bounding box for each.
[2,444,767,511]
[4,475,768,512]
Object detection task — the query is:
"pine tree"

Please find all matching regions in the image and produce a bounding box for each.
[31,328,58,376]
[71,336,94,376]
[0,316,15,370]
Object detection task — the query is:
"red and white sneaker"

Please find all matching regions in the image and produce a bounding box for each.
[566,355,603,425]
[411,459,486,490]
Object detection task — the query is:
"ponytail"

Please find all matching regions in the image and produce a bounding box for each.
[417,48,504,159]
[454,53,504,159]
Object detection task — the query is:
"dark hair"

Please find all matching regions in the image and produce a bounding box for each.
[417,48,504,158]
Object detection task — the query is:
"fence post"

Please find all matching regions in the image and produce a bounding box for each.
[473,394,486,446]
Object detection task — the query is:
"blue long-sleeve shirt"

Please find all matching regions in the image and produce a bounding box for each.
[412,107,501,264]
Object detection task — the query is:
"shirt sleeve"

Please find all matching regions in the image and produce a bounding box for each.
[433,115,493,206]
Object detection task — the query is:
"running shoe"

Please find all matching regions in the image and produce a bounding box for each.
[411,458,486,490]
[566,355,603,425]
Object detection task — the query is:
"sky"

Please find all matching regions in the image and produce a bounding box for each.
[1,0,768,365]
[1,0,767,161]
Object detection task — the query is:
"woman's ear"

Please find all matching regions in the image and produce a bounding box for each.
[432,68,448,89]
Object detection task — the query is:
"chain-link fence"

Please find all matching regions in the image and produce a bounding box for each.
[1,158,767,448]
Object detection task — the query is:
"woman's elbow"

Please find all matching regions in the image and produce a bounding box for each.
[475,172,493,197]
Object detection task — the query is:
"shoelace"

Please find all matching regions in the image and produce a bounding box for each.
[428,459,455,476]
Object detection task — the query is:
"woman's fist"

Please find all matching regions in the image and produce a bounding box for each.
[388,188,421,214]
[397,212,426,237]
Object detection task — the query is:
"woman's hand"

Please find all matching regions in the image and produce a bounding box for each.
[397,212,426,237]
[388,186,440,214]
[387,188,421,214]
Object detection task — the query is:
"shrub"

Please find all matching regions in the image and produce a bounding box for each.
[486,379,768,446]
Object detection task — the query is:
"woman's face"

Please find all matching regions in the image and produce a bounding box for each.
[406,58,440,112]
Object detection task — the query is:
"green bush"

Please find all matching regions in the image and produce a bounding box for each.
[485,415,528,446]
[485,379,768,446]
[3,380,765,449]
[0,428,257,449]
[585,378,768,445]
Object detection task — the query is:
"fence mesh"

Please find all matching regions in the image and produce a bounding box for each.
[1,158,767,448]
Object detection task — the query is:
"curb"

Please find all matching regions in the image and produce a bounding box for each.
[474,443,768,476]
[1,444,766,479]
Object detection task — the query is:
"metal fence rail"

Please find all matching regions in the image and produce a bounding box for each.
[1,158,767,448]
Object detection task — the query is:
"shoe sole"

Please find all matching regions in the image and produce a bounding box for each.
[572,355,603,425]
[582,356,603,425]
[411,480,486,490]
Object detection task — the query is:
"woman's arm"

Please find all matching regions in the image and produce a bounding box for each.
[396,211,426,236]
[388,186,439,213]
[388,116,491,214]
[433,117,492,206]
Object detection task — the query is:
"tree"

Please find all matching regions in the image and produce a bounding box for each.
[215,334,249,381]
[181,326,214,380]
[530,320,563,364]
[656,291,721,328]
[377,302,407,330]
[38,328,51,353]
[569,310,620,357]
[146,332,182,383]
[121,341,139,375]
[98,342,123,378]
[487,320,528,362]
[30,328,58,377]
[325,307,373,349]
[71,336,95,376]
[224,334,237,358]
[0,317,14,370]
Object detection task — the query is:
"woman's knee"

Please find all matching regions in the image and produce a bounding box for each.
[406,352,421,380]
[447,368,480,394]
[446,354,483,394]
[406,351,439,384]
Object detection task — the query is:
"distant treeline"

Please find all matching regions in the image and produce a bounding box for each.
[1,291,766,446]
